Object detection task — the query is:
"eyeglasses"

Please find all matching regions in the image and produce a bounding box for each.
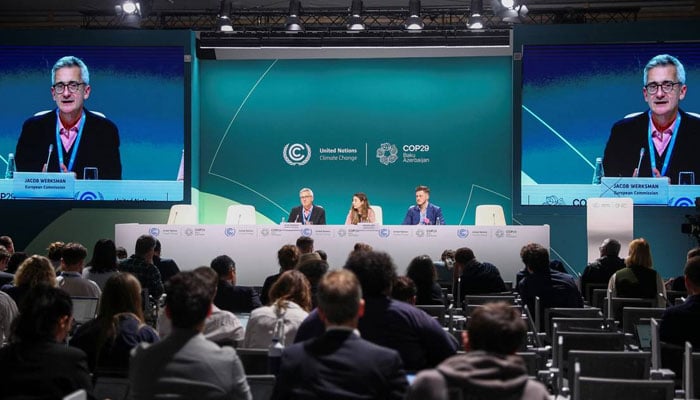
[52,81,86,94]
[644,81,680,94]
[300,195,312,199]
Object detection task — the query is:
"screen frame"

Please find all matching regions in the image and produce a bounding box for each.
[0,29,192,209]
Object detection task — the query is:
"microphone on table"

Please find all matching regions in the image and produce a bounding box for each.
[635,147,645,177]
[237,214,242,225]
[45,144,53,171]
[294,214,299,223]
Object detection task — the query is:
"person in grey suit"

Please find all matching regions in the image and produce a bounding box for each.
[272,269,409,400]
[129,271,252,400]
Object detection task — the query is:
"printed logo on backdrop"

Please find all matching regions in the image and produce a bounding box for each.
[379,228,391,238]
[495,229,504,238]
[283,143,312,166]
[337,228,347,237]
[76,191,104,200]
[672,197,694,207]
[376,143,398,165]
[224,228,236,237]
[260,228,270,236]
[457,228,469,239]
[415,229,425,237]
[301,227,313,237]
[185,228,194,236]
[149,227,160,237]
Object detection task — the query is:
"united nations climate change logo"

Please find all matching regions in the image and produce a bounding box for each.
[185,228,194,236]
[302,228,313,237]
[376,143,398,165]
[283,143,312,166]
[457,228,469,239]
[224,228,236,237]
[76,191,104,200]
[149,227,160,237]
[379,228,391,238]
[672,197,694,207]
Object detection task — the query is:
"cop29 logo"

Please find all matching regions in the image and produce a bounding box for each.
[283,143,312,166]
[376,143,398,165]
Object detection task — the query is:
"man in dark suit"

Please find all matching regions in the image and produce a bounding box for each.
[659,256,700,348]
[402,185,445,225]
[211,254,262,313]
[603,54,700,184]
[580,238,625,301]
[456,246,507,297]
[153,239,180,284]
[15,55,122,180]
[288,187,326,224]
[273,269,408,399]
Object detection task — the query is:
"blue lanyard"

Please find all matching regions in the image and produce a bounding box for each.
[55,109,86,173]
[303,207,312,224]
[647,111,680,177]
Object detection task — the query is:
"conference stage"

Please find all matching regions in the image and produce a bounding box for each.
[116,223,549,286]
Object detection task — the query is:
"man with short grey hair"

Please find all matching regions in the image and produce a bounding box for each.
[288,188,326,225]
[580,238,625,302]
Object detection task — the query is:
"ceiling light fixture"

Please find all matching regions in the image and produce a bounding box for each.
[346,0,366,32]
[404,0,425,32]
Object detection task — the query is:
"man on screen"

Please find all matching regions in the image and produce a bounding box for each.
[603,54,700,184]
[288,188,326,225]
[15,56,122,180]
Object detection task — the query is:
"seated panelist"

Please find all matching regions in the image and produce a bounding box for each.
[345,192,376,224]
[402,185,445,225]
[288,187,326,225]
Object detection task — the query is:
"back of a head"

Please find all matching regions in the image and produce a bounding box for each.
[520,243,549,273]
[296,236,314,254]
[269,269,312,311]
[391,276,417,303]
[353,242,373,253]
[468,302,526,354]
[454,247,475,265]
[343,250,396,297]
[687,247,700,260]
[684,256,700,288]
[406,255,436,287]
[165,271,211,329]
[116,247,128,260]
[626,238,653,269]
[317,269,362,325]
[600,238,621,257]
[6,252,28,274]
[99,272,144,322]
[61,242,88,267]
[12,284,72,343]
[0,236,13,252]
[210,255,235,280]
[14,255,56,288]
[88,239,118,273]
[278,244,300,271]
[134,235,156,258]
[193,266,219,300]
[46,241,65,262]
[296,258,329,286]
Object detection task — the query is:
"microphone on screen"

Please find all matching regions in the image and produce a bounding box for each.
[635,147,645,177]
[45,144,54,171]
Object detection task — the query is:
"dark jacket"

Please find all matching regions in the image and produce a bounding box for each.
[214,280,262,313]
[614,265,659,299]
[460,260,508,296]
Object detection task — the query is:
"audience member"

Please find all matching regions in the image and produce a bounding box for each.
[0,246,13,286]
[518,243,583,331]
[261,244,300,305]
[659,256,700,347]
[391,276,417,305]
[296,256,329,308]
[296,235,314,254]
[456,247,507,297]
[608,238,666,306]
[273,270,408,399]
[295,250,458,371]
[82,238,120,289]
[6,251,28,274]
[56,242,102,298]
[315,249,328,261]
[153,239,180,284]
[580,238,625,301]
[0,285,93,399]
[116,246,128,261]
[129,271,252,399]
[158,267,245,346]
[70,272,159,373]
[1,255,56,306]
[352,242,373,254]
[211,254,262,313]
[407,302,549,400]
[0,290,18,344]
[46,241,65,270]
[118,234,164,299]
[244,270,312,348]
[666,247,700,292]
[0,236,14,254]
[406,255,445,306]
[344,192,377,224]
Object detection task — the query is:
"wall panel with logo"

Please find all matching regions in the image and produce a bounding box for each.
[197,56,513,226]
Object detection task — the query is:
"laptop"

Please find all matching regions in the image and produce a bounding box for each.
[71,297,99,324]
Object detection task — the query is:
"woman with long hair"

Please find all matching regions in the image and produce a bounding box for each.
[407,254,445,306]
[70,272,159,373]
[243,270,312,348]
[608,238,667,306]
[345,192,376,224]
[1,255,56,306]
[82,239,120,289]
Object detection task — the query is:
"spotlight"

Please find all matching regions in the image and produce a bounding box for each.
[115,1,141,16]
[404,0,424,32]
[346,0,366,32]
[217,0,233,32]
[491,0,528,23]
[468,0,484,30]
[285,0,304,33]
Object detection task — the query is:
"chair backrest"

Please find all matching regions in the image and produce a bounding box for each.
[605,297,657,321]
[544,307,603,339]
[591,288,608,310]
[584,283,608,304]
[463,294,515,307]
[555,331,625,375]
[621,307,665,334]
[569,350,651,385]
[236,348,270,375]
[167,204,197,225]
[246,374,276,400]
[62,390,87,400]
[516,351,543,378]
[576,375,674,400]
[370,205,383,224]
[474,204,506,226]
[93,376,130,400]
[416,304,446,325]
[225,204,256,225]
[551,317,608,334]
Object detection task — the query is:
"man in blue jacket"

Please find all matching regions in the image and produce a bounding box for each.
[402,185,445,225]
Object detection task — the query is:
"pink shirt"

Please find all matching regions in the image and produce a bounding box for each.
[651,117,678,157]
[59,121,79,152]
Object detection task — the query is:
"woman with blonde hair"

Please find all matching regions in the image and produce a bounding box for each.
[243,270,312,348]
[70,272,159,373]
[608,238,667,306]
[345,192,376,224]
[0,255,56,306]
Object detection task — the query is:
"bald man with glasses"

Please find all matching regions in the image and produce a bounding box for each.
[16,55,122,180]
[603,54,700,184]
